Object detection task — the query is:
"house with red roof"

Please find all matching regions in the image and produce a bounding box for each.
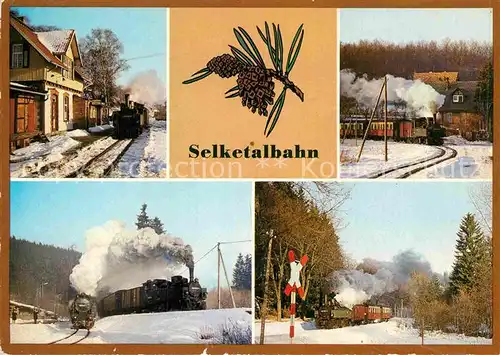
[9,15,90,150]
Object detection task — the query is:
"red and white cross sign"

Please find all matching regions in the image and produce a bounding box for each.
[283,250,308,342]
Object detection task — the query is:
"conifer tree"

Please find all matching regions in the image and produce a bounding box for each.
[448,213,487,296]
[232,253,245,289]
[150,217,165,235]
[136,204,150,230]
[244,254,252,289]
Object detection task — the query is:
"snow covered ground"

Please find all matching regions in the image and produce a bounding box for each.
[11,308,251,344]
[409,136,492,179]
[255,318,492,345]
[340,138,492,179]
[340,139,441,178]
[109,120,167,178]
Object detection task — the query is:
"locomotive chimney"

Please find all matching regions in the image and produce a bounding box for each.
[189,265,194,283]
[124,93,130,107]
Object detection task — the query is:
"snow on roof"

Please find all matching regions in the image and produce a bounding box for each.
[35,30,74,54]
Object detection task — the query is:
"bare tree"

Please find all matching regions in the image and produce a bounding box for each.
[80,29,130,109]
[469,182,492,235]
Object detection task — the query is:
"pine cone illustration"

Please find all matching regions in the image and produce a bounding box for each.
[207,54,246,78]
[183,22,305,137]
[237,66,275,116]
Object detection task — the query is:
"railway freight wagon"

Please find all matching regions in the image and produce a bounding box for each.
[315,294,393,329]
[97,266,207,318]
[340,115,445,145]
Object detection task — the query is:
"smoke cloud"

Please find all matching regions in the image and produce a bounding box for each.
[125,70,166,107]
[340,69,446,117]
[332,250,436,308]
[69,220,194,298]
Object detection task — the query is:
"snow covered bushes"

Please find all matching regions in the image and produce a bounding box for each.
[198,319,252,344]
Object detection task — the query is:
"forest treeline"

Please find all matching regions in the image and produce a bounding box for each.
[340,40,492,79]
[9,237,82,313]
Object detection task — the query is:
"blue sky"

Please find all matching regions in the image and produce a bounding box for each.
[10,181,252,288]
[13,7,167,86]
[340,9,493,44]
[337,181,488,275]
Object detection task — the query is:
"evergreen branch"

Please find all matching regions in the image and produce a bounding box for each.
[237,26,266,68]
[225,85,240,95]
[277,25,284,75]
[190,67,210,77]
[286,24,304,75]
[182,70,213,84]
[229,45,254,66]
[233,28,263,68]
[264,88,287,136]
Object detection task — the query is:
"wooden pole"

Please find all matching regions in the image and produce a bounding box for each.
[356,80,386,162]
[259,230,275,345]
[219,250,236,308]
[217,243,221,309]
[384,76,388,162]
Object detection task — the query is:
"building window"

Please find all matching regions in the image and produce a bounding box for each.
[11,44,24,68]
[63,95,70,122]
[61,55,74,80]
[453,94,464,103]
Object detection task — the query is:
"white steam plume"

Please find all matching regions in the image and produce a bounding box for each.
[69,220,194,298]
[332,250,435,308]
[125,70,166,107]
[340,69,446,117]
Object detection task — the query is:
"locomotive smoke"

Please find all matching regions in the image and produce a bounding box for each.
[69,220,194,297]
[125,70,166,107]
[332,250,436,308]
[340,69,446,117]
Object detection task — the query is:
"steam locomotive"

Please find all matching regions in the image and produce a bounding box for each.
[340,114,446,146]
[315,292,392,329]
[97,265,207,318]
[68,293,98,330]
[112,94,148,140]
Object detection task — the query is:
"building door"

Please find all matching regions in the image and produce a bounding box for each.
[51,94,58,132]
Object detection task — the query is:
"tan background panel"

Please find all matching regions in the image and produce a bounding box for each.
[170,8,337,178]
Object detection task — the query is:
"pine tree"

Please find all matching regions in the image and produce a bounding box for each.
[475,61,493,142]
[448,213,487,296]
[244,254,252,289]
[150,217,165,235]
[232,253,245,289]
[136,204,150,230]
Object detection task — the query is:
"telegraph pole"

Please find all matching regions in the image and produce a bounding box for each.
[217,242,221,309]
[384,75,388,162]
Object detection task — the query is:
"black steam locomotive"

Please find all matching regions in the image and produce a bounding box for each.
[69,293,98,330]
[112,94,148,140]
[97,265,207,318]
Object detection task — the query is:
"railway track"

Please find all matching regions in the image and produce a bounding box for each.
[76,139,133,178]
[362,146,458,179]
[48,329,90,345]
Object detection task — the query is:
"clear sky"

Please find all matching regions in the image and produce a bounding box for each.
[10,181,252,289]
[12,7,167,86]
[337,181,489,275]
[340,9,493,44]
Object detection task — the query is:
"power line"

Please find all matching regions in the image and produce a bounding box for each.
[218,240,252,245]
[123,53,165,61]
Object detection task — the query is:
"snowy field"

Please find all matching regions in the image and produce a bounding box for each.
[409,136,492,179]
[255,318,492,345]
[340,137,492,179]
[340,139,441,178]
[11,308,251,344]
[109,120,167,178]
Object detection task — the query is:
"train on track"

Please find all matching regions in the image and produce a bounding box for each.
[97,265,208,317]
[315,293,392,329]
[112,93,149,140]
[68,293,98,330]
[340,115,446,146]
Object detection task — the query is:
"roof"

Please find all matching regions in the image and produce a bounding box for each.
[10,81,48,96]
[413,71,459,85]
[35,30,74,54]
[438,81,479,113]
[10,16,66,69]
